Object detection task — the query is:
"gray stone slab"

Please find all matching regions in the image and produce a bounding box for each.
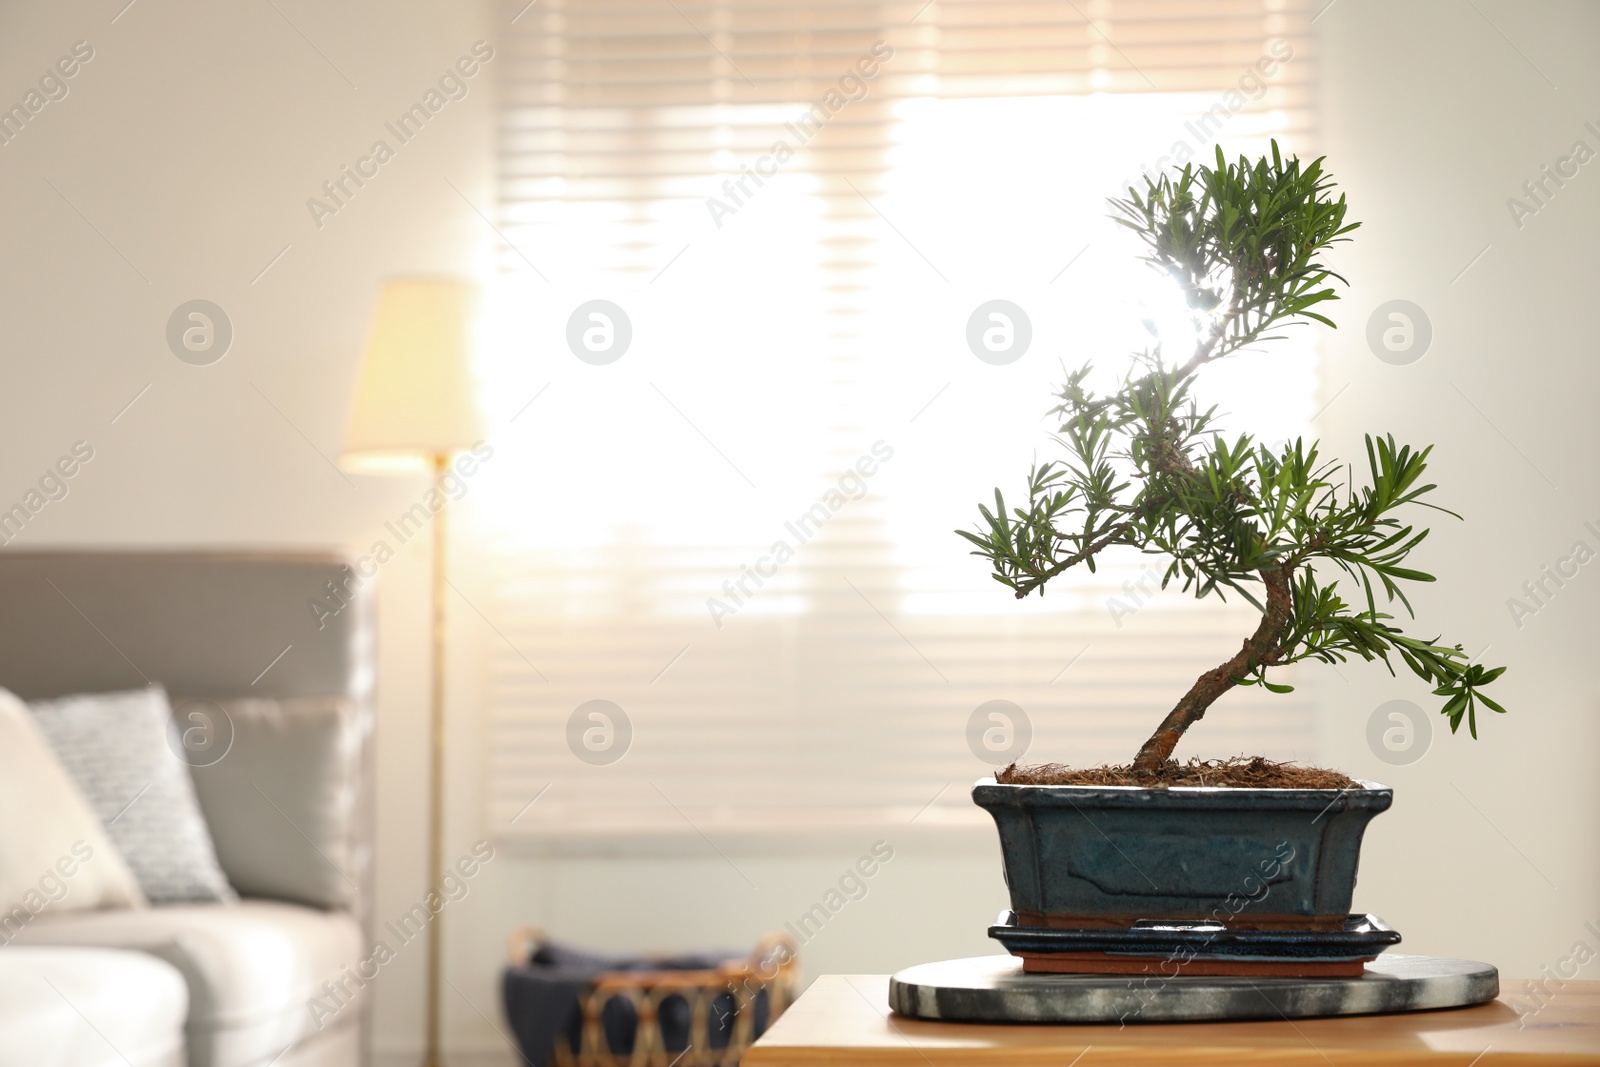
[889,954,1499,1024]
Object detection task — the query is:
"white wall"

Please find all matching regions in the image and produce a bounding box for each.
[0,1,1595,1062]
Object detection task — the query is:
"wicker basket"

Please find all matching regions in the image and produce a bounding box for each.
[505,927,800,1067]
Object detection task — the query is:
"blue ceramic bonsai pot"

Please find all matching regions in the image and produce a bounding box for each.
[972,777,1392,930]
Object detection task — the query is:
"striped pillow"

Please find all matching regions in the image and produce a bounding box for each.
[28,687,235,904]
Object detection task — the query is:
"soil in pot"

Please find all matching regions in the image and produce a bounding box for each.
[997,756,1359,790]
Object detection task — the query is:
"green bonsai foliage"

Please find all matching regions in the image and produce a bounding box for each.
[960,143,1506,772]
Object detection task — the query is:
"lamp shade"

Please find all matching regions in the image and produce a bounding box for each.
[341,278,483,471]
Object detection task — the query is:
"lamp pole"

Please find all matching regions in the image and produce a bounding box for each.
[423,451,450,1067]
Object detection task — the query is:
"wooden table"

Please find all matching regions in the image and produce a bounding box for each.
[745,974,1600,1066]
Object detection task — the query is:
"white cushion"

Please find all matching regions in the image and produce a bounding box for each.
[7,900,365,1067]
[0,946,187,1067]
[0,689,145,933]
[27,688,236,904]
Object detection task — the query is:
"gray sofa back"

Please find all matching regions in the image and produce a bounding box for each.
[0,550,375,933]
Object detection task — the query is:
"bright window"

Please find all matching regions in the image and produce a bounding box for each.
[474,0,1323,843]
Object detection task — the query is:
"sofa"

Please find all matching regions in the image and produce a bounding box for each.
[0,551,375,1067]
[0,946,189,1067]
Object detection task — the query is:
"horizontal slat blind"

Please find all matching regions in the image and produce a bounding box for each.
[482,0,1320,840]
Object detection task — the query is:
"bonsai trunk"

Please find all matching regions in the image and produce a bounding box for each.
[1131,566,1293,772]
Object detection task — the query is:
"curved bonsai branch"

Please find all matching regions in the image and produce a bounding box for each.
[1007,522,1133,599]
[1132,566,1292,771]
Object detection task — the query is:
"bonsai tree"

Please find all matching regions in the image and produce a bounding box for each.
[960,144,1506,776]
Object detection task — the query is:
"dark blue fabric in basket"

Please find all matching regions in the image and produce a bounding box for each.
[502,940,774,1067]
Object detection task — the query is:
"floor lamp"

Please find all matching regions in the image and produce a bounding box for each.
[341,278,482,1067]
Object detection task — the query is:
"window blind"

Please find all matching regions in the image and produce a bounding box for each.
[479,0,1322,843]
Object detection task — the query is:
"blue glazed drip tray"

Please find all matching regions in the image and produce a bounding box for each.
[990,910,1402,964]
